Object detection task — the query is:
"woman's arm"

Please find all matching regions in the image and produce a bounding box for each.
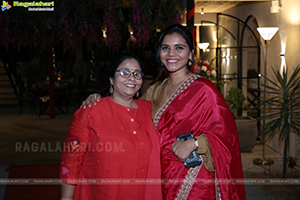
[171,134,215,172]
[60,109,91,198]
[171,139,197,162]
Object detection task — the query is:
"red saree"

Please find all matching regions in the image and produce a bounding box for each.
[153,75,246,200]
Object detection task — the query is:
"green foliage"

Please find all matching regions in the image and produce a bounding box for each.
[0,0,185,52]
[255,66,300,140]
[254,65,300,178]
[225,87,250,118]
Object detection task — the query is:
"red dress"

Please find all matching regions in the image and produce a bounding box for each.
[60,97,162,200]
[152,75,246,200]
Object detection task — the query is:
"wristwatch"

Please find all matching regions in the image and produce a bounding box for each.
[194,138,199,147]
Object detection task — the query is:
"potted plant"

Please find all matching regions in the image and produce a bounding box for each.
[225,87,257,152]
[225,87,250,118]
[254,65,300,178]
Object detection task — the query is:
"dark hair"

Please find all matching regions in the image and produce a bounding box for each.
[101,52,144,97]
[156,24,194,69]
[108,52,144,79]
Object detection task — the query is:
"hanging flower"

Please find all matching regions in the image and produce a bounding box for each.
[0,12,11,48]
[131,0,152,47]
[0,0,186,52]
[172,3,185,24]
[103,0,121,51]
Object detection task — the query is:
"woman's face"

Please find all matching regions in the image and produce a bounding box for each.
[160,32,193,73]
[110,58,143,99]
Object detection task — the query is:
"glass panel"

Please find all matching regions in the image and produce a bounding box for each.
[220,47,238,98]
[196,14,260,114]
[217,14,260,101]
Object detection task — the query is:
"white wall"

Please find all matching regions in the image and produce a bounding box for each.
[225,1,300,72]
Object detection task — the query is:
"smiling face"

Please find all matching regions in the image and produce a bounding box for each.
[159,32,193,74]
[110,58,143,100]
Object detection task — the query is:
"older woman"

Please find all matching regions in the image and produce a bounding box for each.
[82,24,246,200]
[60,53,162,200]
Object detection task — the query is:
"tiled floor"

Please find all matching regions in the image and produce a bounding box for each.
[242,142,282,159]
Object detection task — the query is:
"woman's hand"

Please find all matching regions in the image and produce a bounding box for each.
[81,93,101,109]
[171,139,197,162]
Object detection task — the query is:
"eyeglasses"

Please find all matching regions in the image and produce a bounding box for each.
[116,68,144,80]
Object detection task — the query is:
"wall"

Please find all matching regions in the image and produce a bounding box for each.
[225,1,300,71]
[194,0,300,167]
[225,0,300,169]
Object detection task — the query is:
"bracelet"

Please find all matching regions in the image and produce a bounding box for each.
[194,138,199,147]
[61,198,73,200]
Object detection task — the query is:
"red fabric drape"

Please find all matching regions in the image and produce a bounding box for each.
[187,0,195,43]
[157,77,246,200]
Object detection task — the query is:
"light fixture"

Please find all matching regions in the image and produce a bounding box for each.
[102,28,107,38]
[280,54,286,75]
[201,8,204,15]
[257,27,279,42]
[128,27,134,35]
[198,42,209,54]
[280,38,287,75]
[197,42,209,50]
[270,0,280,13]
[253,26,279,170]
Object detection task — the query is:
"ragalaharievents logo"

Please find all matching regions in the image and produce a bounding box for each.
[1,1,11,11]
[2,1,54,11]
